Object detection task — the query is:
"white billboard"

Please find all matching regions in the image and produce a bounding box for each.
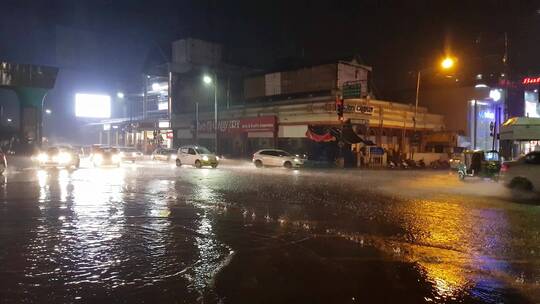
[75,93,111,118]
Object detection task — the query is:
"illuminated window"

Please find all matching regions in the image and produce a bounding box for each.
[158,102,168,110]
[524,91,540,118]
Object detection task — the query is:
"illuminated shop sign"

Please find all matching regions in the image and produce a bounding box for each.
[198,116,276,133]
[522,77,540,85]
[325,103,374,115]
[481,111,495,119]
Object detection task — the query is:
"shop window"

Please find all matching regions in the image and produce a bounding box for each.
[524,91,540,118]
[434,145,444,153]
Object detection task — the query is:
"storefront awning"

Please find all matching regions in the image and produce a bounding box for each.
[341,126,363,144]
[500,117,540,141]
[305,124,367,144]
[305,126,335,142]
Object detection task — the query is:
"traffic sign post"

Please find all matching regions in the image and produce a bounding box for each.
[342,81,362,99]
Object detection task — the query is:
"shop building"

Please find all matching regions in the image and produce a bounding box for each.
[171,59,445,158]
[172,96,445,157]
[500,117,540,158]
[419,68,540,157]
[89,74,173,153]
[497,76,540,158]
[421,85,506,152]
[89,38,254,152]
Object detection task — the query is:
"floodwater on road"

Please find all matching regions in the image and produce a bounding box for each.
[0,160,539,303]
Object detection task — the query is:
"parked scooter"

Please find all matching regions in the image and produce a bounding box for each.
[400,160,409,169]
[405,159,417,169]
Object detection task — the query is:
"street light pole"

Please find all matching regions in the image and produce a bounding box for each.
[195,102,199,144]
[411,70,421,159]
[214,72,218,154]
[409,57,455,158]
[203,73,219,153]
[40,93,49,146]
[414,70,421,127]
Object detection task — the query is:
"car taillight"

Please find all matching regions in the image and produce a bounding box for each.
[500,163,509,172]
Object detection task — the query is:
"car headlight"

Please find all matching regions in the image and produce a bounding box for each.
[202,155,209,161]
[293,158,300,162]
[58,153,71,164]
[94,154,103,165]
[132,152,137,157]
[170,154,177,159]
[216,156,220,161]
[37,153,48,162]
[112,155,121,163]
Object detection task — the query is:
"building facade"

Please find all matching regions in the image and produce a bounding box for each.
[91,38,255,153]
[171,97,445,158]
[421,74,540,158]
[421,85,506,152]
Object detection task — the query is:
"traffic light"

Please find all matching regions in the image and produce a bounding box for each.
[336,97,344,121]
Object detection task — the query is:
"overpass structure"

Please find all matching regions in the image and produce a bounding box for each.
[0,61,58,148]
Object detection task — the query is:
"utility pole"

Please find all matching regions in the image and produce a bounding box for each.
[336,94,345,168]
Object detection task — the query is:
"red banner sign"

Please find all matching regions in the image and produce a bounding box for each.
[199,116,276,133]
[522,77,540,85]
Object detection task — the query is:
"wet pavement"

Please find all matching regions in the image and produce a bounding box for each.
[0,159,539,303]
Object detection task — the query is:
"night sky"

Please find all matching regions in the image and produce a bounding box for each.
[1,0,540,140]
[2,0,540,93]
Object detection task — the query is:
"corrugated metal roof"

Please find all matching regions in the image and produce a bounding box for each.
[502,117,540,126]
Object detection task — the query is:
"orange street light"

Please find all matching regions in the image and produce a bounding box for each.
[411,55,457,159]
[441,57,455,69]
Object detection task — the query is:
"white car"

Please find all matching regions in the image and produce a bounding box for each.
[501,151,540,192]
[118,147,144,163]
[175,145,219,168]
[152,148,177,162]
[252,149,304,169]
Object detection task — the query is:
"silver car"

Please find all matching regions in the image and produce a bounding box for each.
[152,148,177,162]
[176,145,219,168]
[118,147,144,163]
[252,149,304,169]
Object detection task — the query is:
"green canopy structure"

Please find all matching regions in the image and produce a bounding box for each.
[0,62,58,148]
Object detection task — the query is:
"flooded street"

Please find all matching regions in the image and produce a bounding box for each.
[1,160,539,303]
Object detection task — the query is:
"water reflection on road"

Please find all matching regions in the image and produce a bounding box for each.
[0,163,538,303]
